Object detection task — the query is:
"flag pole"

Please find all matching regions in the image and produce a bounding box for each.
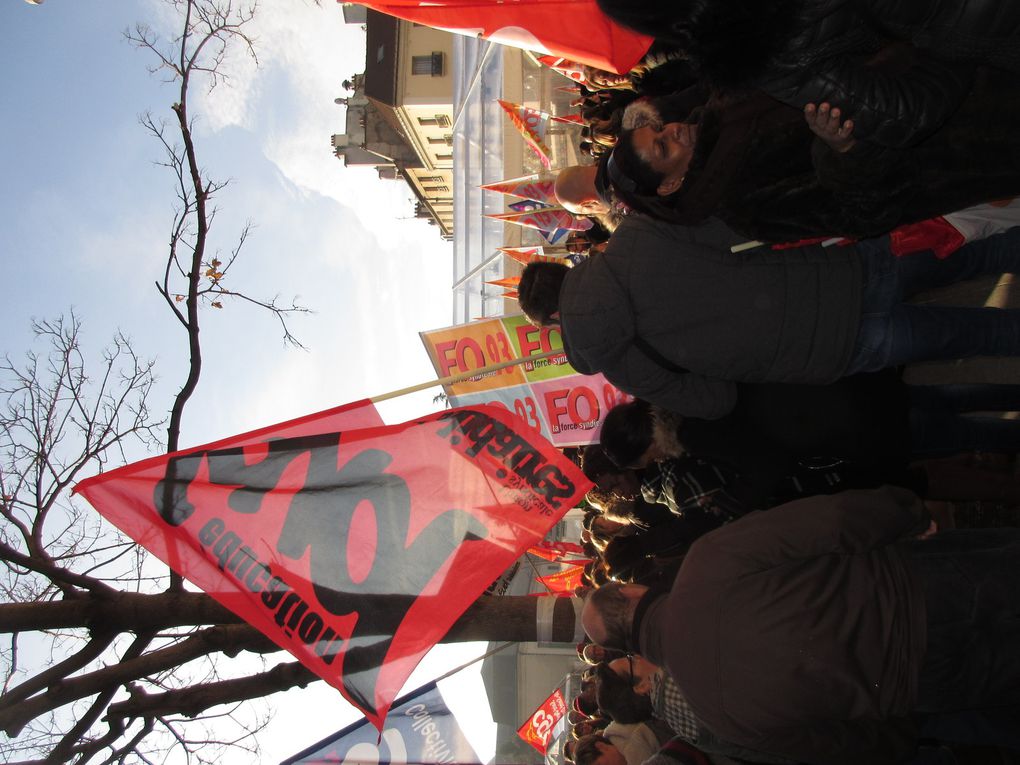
[452,248,505,289]
[370,350,562,404]
[430,640,515,686]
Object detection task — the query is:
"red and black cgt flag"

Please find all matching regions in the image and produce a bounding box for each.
[75,402,591,730]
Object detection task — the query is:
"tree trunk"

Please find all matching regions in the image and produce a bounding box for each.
[0,592,583,643]
[2,590,582,731]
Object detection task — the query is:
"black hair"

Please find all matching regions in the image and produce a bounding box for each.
[574,691,598,717]
[609,129,664,200]
[579,445,623,484]
[594,662,654,723]
[606,131,695,221]
[601,400,655,469]
[518,262,569,326]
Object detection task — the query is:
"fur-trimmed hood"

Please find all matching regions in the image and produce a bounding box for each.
[650,406,686,458]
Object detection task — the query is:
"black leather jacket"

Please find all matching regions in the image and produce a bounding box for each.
[597,0,1020,147]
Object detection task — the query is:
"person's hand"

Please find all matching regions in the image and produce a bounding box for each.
[925,500,955,532]
[805,102,856,153]
[915,518,939,540]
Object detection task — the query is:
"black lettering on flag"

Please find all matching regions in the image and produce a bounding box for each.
[276,448,488,717]
[153,432,491,718]
[436,409,577,509]
[154,433,341,525]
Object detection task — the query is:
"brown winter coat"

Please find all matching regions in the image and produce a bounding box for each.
[636,487,929,765]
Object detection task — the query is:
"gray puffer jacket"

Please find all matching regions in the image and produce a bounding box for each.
[557,216,863,420]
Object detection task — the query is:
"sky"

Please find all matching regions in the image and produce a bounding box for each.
[1,1,495,762]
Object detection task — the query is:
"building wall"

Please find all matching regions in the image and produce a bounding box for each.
[397,24,455,104]
[333,13,456,238]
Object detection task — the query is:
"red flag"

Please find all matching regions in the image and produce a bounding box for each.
[486,276,521,289]
[536,563,587,594]
[889,216,967,259]
[517,689,568,753]
[350,1,652,75]
[75,404,591,730]
[537,55,587,83]
[528,539,587,561]
[498,245,570,267]
[481,174,557,204]
[551,113,586,126]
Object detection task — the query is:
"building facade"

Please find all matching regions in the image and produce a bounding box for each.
[333,7,455,238]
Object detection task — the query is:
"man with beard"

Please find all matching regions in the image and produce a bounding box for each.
[605,68,1020,243]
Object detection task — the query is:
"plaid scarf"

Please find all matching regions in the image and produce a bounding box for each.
[640,457,747,521]
[650,670,701,743]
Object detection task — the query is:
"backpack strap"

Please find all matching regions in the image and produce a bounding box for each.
[633,335,690,374]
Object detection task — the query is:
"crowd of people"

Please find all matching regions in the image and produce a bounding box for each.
[526,3,1020,764]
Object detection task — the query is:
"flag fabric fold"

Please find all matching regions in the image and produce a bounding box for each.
[537,55,587,83]
[487,208,592,233]
[350,1,652,74]
[499,245,564,266]
[481,174,557,204]
[76,403,590,730]
[528,539,587,561]
[535,563,587,594]
[498,100,553,169]
[509,198,553,213]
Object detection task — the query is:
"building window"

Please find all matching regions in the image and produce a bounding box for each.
[435,153,453,161]
[412,52,444,76]
[417,114,451,128]
[427,135,454,146]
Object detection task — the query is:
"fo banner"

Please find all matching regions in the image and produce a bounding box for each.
[518,689,568,754]
[283,681,481,765]
[75,403,590,730]
[421,315,631,446]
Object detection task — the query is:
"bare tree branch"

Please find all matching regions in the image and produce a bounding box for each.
[2,2,285,758]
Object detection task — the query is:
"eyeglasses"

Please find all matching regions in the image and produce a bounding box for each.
[627,655,640,689]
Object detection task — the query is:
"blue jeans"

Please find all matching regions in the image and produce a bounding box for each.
[846,228,1020,373]
[908,384,1020,456]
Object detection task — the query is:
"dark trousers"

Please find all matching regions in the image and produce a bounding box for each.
[908,384,1020,456]
[847,228,1020,373]
[908,529,1020,716]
